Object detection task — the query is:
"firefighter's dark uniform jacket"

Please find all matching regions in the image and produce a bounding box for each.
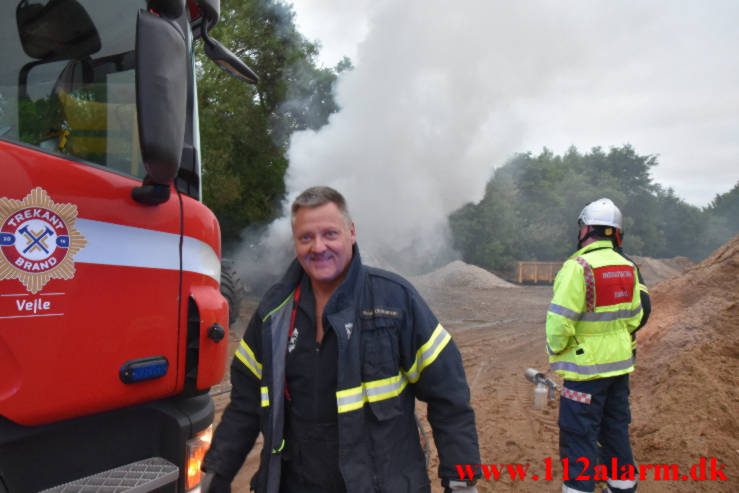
[203,246,480,492]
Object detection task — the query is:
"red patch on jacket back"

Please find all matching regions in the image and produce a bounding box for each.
[593,265,635,307]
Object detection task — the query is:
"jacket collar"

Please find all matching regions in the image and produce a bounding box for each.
[323,243,363,316]
[569,239,613,260]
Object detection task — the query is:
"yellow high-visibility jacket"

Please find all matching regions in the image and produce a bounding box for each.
[546,240,644,381]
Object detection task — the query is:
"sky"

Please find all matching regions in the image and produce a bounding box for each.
[239,0,739,274]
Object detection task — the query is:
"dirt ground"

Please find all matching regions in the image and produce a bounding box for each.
[212,255,738,492]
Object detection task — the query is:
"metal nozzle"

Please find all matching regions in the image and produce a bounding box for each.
[525,368,560,400]
[525,368,545,385]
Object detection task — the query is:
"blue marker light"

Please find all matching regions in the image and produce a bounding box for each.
[120,357,169,384]
[130,363,168,381]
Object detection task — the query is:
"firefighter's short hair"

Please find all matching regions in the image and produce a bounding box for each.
[291,186,352,229]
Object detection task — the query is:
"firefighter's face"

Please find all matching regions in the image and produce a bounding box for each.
[292,202,356,289]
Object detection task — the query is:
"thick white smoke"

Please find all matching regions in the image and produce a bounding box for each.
[233,0,739,288]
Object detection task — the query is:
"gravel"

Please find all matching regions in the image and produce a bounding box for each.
[411,260,519,290]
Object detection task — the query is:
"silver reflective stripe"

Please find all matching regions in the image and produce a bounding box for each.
[549,303,642,322]
[336,375,409,411]
[550,357,634,375]
[404,324,450,383]
[337,393,361,409]
[546,343,559,356]
[366,376,406,401]
[75,218,221,282]
[549,303,582,321]
[580,305,642,322]
[235,341,262,379]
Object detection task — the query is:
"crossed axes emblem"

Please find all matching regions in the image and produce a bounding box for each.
[18,225,55,255]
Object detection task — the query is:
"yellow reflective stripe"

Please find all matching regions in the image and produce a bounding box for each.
[336,324,451,414]
[336,385,366,413]
[261,386,270,407]
[336,373,413,413]
[404,324,451,383]
[235,340,262,380]
[631,341,637,349]
[365,373,409,402]
[639,283,649,293]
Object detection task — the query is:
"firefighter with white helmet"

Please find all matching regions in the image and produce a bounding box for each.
[577,198,624,248]
[547,199,651,493]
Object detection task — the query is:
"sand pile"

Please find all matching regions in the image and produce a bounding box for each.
[411,260,518,290]
[629,234,739,492]
[630,255,696,287]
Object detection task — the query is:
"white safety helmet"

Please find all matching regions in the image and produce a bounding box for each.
[578,198,623,232]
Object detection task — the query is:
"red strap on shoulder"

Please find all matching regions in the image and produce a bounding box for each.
[287,285,301,341]
[284,285,301,400]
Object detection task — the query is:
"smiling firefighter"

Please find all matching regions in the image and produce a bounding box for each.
[201,186,481,493]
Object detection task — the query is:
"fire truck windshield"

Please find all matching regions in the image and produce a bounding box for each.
[0,0,148,178]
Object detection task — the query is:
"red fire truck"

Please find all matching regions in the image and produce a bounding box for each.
[0,0,256,491]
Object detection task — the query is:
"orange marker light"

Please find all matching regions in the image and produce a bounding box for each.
[185,425,213,490]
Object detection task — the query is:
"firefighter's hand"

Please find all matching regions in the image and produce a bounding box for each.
[200,470,231,493]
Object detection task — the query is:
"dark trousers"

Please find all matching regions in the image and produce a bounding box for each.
[279,411,347,493]
[559,374,636,493]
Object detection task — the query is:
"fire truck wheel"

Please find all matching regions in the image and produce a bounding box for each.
[220,261,245,326]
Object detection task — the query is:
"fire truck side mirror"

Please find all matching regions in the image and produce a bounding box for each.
[132,9,188,205]
[16,0,101,61]
[200,8,258,84]
[202,37,259,84]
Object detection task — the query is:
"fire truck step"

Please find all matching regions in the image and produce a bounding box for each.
[39,457,179,493]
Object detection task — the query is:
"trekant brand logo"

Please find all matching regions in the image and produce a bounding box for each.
[0,188,87,293]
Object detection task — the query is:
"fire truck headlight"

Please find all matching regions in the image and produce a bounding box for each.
[185,425,213,490]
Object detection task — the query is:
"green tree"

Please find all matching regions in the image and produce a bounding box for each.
[197,0,346,243]
[709,181,739,219]
[449,172,521,271]
[701,180,739,257]
[449,145,728,272]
